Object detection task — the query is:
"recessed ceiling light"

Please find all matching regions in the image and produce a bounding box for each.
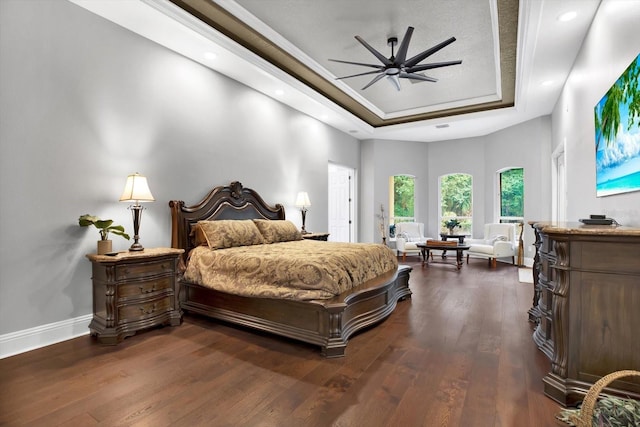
[275,89,284,96]
[320,114,329,120]
[203,52,217,60]
[541,80,554,86]
[558,11,577,22]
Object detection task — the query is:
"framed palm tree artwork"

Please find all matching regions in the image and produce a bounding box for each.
[594,53,640,197]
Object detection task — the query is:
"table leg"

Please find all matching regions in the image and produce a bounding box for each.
[456,250,463,269]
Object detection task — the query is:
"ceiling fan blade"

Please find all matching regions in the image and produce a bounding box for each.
[328,58,385,69]
[400,72,438,83]
[336,70,384,80]
[404,37,457,68]
[405,60,462,73]
[394,26,414,65]
[361,73,386,90]
[387,74,402,91]
[355,35,393,66]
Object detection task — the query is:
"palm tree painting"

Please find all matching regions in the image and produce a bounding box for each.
[594,53,640,197]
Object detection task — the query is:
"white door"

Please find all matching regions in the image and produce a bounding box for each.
[328,163,355,242]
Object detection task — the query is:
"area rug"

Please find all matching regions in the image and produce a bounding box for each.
[518,268,533,284]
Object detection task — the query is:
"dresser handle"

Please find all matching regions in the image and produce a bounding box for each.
[140,303,157,315]
[140,285,156,294]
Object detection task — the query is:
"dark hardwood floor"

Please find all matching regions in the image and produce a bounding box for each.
[0,259,565,426]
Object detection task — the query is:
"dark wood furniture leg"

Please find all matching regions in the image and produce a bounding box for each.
[455,249,464,269]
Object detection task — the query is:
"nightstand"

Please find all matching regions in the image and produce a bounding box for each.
[86,247,184,345]
[302,232,330,241]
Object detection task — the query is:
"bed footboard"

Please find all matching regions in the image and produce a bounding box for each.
[180,265,412,357]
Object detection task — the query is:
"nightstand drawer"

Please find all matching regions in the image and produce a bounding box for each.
[118,296,173,324]
[118,276,173,298]
[116,259,174,280]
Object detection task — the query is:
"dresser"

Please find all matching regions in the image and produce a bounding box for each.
[531,222,640,406]
[87,247,184,344]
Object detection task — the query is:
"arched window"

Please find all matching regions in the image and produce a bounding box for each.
[440,173,472,234]
[498,168,524,223]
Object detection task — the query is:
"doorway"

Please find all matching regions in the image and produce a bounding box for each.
[328,163,355,242]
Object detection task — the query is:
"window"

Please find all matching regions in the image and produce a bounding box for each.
[498,168,524,223]
[440,173,472,234]
[388,175,415,233]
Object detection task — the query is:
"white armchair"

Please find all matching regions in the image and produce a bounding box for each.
[395,222,431,261]
[466,223,517,268]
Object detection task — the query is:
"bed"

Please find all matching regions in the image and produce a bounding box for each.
[169,181,412,357]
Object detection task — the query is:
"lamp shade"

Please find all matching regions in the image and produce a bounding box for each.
[119,173,155,202]
[295,192,311,208]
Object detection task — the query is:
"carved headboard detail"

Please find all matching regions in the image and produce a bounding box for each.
[169,181,286,263]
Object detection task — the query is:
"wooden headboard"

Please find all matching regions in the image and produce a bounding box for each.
[169,181,285,262]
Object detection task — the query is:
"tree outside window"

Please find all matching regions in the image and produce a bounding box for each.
[499,168,524,222]
[440,173,472,234]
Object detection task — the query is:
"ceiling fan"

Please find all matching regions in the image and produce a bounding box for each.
[329,26,462,91]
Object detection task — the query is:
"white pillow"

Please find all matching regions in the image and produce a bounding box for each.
[488,235,508,245]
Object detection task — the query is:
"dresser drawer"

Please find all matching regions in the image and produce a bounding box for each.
[116,258,174,280]
[118,296,173,324]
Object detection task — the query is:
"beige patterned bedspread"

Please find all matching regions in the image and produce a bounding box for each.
[183,240,398,300]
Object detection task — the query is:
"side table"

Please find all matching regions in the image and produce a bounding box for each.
[439,233,468,258]
[86,247,184,345]
[439,233,467,243]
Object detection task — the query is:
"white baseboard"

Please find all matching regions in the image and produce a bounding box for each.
[0,314,92,359]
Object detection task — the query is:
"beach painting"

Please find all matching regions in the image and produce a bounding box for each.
[594,53,640,197]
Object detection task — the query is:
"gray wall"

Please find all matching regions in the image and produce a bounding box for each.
[360,139,429,243]
[551,0,640,226]
[0,0,359,334]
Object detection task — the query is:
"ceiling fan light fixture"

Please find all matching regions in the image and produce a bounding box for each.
[329,26,462,91]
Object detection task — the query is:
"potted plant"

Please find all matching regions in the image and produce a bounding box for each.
[79,214,130,254]
[443,218,461,235]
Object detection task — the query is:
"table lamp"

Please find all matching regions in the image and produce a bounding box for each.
[119,172,155,251]
[295,191,311,234]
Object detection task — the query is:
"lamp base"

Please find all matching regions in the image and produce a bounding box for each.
[129,242,144,252]
[128,204,145,252]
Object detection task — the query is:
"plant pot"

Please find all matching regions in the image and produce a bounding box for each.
[448,228,455,235]
[97,240,112,255]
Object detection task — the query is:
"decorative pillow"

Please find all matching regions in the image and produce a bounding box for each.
[253,219,302,243]
[488,235,509,245]
[195,220,264,249]
[191,225,209,247]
